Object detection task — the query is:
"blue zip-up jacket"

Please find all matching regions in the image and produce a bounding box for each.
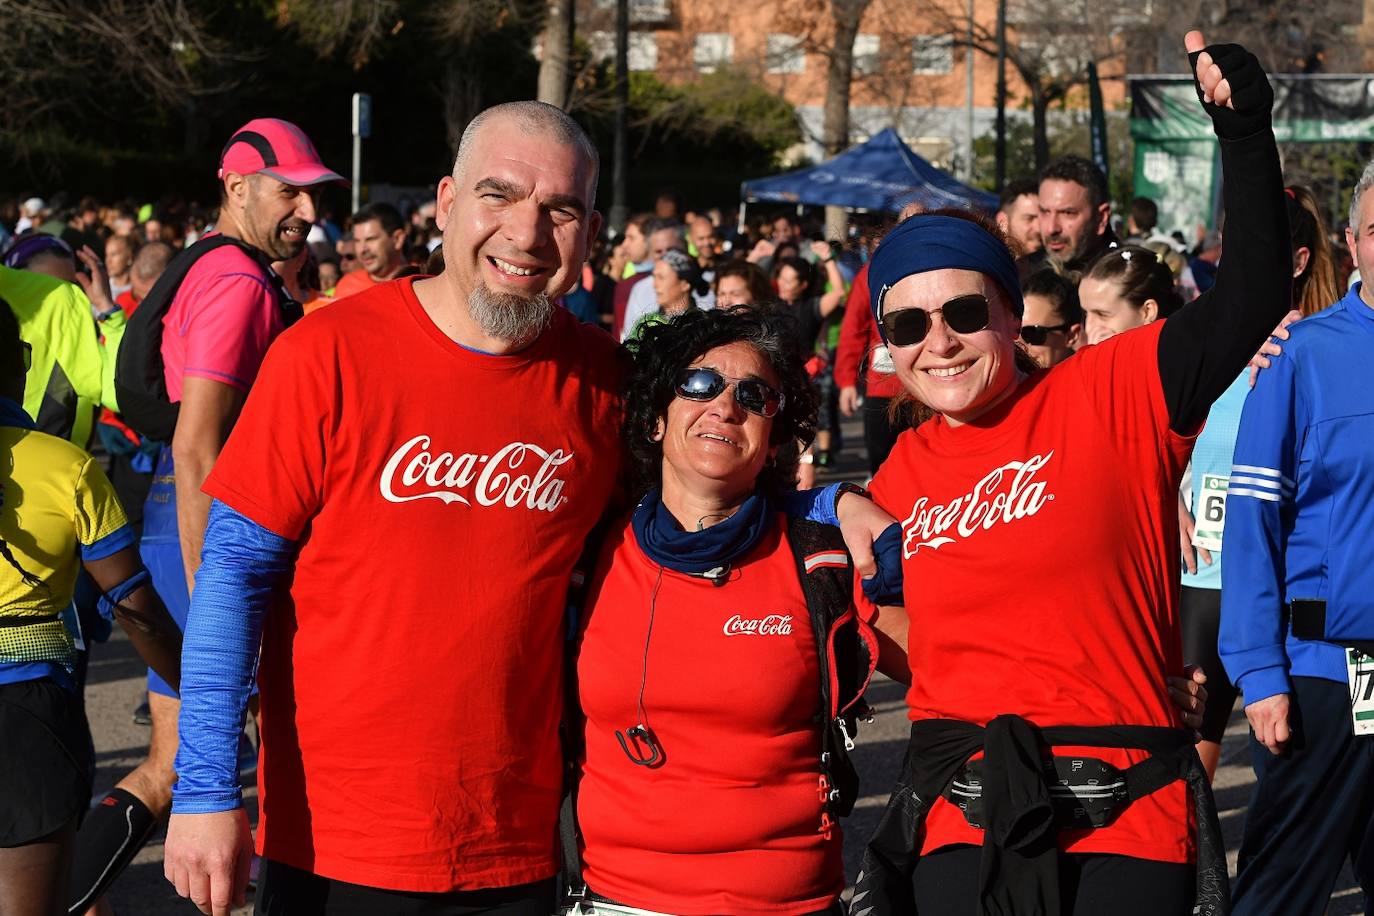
[1219,285,1374,704]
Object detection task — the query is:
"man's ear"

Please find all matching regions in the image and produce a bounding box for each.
[1096,201,1112,236]
[1067,322,1083,350]
[650,416,665,442]
[1140,298,1160,323]
[222,172,249,209]
[435,176,458,232]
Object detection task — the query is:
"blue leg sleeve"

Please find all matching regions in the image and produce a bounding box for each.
[171,499,294,814]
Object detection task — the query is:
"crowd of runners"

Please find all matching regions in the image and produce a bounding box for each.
[3,27,1374,916]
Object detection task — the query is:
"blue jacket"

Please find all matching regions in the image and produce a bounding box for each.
[1220,285,1374,704]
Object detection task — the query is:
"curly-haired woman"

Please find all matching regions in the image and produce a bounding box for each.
[570,306,882,916]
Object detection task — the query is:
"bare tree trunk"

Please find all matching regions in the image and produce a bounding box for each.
[536,0,573,108]
[1032,92,1050,171]
[822,0,870,240]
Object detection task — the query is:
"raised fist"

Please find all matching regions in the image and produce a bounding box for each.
[1184,30,1274,139]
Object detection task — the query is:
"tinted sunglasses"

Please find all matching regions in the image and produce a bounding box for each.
[880,294,990,347]
[674,367,784,418]
[1019,323,1070,346]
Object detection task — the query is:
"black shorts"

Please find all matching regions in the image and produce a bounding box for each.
[1179,585,1240,744]
[254,859,556,916]
[0,677,93,846]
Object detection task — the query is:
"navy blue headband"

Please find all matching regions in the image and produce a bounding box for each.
[868,214,1024,340]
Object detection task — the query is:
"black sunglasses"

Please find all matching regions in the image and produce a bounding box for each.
[880,294,990,347]
[1019,323,1071,346]
[673,367,784,418]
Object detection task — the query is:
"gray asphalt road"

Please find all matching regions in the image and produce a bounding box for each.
[82,413,1362,914]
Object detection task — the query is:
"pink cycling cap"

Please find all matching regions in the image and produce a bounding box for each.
[218,118,348,187]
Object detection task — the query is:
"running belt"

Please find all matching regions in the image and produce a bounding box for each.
[851,715,1230,916]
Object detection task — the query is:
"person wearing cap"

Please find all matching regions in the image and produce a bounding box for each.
[65,117,346,916]
[849,32,1288,913]
[15,197,46,234]
[623,248,707,341]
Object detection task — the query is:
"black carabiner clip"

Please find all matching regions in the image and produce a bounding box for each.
[615,724,663,767]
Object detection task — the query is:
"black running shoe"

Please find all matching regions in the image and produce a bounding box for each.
[132,698,151,726]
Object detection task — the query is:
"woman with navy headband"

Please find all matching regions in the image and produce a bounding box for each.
[850,32,1288,915]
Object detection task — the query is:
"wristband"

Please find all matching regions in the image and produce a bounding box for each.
[832,481,872,519]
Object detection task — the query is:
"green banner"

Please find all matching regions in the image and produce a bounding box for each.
[1132,74,1374,142]
[1133,139,1218,240]
[1130,74,1374,234]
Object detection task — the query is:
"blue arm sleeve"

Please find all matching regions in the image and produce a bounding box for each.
[1219,353,1301,704]
[171,500,294,814]
[861,524,904,605]
[782,483,844,525]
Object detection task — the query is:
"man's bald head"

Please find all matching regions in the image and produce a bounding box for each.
[452,101,600,202]
[130,241,176,300]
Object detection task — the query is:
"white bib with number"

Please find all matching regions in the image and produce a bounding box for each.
[1346,649,1374,736]
[1191,473,1228,552]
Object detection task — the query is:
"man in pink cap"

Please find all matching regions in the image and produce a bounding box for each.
[66,118,345,916]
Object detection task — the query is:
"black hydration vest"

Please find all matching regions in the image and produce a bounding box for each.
[113,234,301,443]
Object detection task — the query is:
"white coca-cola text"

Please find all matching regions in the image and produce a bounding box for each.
[378,435,572,512]
[900,451,1055,556]
[723,614,794,637]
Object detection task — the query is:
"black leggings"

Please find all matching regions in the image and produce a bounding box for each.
[1180,585,1240,743]
[254,859,555,916]
[912,844,1195,916]
[862,396,901,474]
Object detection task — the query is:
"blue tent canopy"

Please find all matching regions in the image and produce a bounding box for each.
[740,128,997,214]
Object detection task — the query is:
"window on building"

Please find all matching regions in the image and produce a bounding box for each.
[628,33,659,71]
[586,31,659,71]
[766,34,805,74]
[853,34,880,75]
[694,33,734,72]
[912,34,953,74]
[592,0,671,24]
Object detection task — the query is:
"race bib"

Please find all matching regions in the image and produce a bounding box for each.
[1346,649,1374,736]
[1191,473,1228,552]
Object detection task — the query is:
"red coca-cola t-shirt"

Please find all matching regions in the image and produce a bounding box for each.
[203,278,625,892]
[576,515,844,915]
[868,321,1196,864]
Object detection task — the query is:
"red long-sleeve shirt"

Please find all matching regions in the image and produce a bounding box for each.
[833,264,901,399]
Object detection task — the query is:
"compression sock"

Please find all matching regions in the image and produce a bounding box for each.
[67,788,158,913]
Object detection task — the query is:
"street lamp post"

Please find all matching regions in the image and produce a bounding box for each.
[610,0,630,235]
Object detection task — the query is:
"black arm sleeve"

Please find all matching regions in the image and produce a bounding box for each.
[1156,127,1290,434]
[1156,43,1290,433]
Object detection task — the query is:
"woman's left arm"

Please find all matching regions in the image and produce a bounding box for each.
[811,241,848,317]
[1157,35,1290,434]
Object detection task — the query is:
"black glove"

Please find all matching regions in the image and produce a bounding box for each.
[1187,42,1274,140]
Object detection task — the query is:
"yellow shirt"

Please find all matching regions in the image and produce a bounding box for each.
[0,425,129,675]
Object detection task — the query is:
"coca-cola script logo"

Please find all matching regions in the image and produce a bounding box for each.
[379,435,572,512]
[900,451,1055,557]
[723,614,794,637]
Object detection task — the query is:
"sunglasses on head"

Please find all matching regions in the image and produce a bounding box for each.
[880,294,990,347]
[1019,323,1070,346]
[673,367,784,418]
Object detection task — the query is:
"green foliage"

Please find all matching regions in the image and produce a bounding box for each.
[601,68,802,159]
[569,64,801,208]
